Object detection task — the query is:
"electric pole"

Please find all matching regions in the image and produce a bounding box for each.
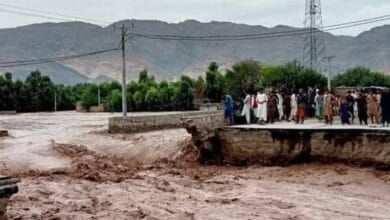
[121,24,128,117]
[54,90,57,112]
[324,56,334,91]
[303,0,326,71]
[98,85,101,106]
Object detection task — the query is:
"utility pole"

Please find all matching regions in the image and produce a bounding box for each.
[324,56,334,91]
[98,85,101,106]
[54,90,57,112]
[121,24,128,117]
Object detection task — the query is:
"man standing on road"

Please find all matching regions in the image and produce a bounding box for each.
[356,92,368,125]
[380,88,390,127]
[241,90,251,124]
[223,92,234,125]
[346,91,355,123]
[256,89,268,124]
[323,90,334,125]
[283,92,292,122]
[296,89,308,124]
[267,90,278,124]
[367,90,379,124]
[314,89,323,121]
[276,91,284,121]
[290,91,297,122]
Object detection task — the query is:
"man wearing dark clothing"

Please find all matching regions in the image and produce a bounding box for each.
[283,94,292,121]
[296,89,308,124]
[307,87,315,117]
[267,91,278,124]
[223,93,234,125]
[380,88,390,127]
[340,98,350,125]
[356,92,368,125]
[346,91,355,123]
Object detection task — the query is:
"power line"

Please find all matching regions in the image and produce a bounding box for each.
[0,48,118,64]
[123,16,390,41]
[0,3,110,25]
[0,48,118,68]
[0,7,73,23]
[325,14,390,28]
[1,14,389,68]
[1,3,388,40]
[124,15,390,40]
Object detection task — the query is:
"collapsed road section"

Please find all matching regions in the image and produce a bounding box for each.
[109,110,221,134]
[182,114,390,169]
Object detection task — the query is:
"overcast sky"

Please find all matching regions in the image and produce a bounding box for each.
[0,0,389,36]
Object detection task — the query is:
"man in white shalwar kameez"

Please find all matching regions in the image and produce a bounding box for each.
[290,93,297,121]
[256,89,268,124]
[241,91,251,124]
[276,91,284,120]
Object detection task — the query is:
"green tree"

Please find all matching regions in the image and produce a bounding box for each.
[180,75,194,87]
[55,84,77,110]
[138,69,156,86]
[145,87,160,110]
[133,91,144,111]
[176,80,195,110]
[205,62,225,102]
[106,89,122,112]
[332,66,390,87]
[23,71,55,112]
[127,92,135,111]
[0,72,15,110]
[225,60,262,98]
[13,79,25,111]
[262,61,326,92]
[194,76,206,99]
[80,84,98,110]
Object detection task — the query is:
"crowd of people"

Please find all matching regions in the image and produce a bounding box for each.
[223,86,390,127]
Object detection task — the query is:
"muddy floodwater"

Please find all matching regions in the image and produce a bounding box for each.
[0,112,389,219]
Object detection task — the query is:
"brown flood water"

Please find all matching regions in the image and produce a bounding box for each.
[0,112,389,220]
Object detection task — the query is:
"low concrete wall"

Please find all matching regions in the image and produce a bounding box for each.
[218,127,390,168]
[109,110,222,134]
[199,103,223,111]
[76,101,107,112]
[89,104,106,112]
[0,111,16,115]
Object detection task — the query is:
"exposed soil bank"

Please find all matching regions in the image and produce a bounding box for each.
[218,127,390,169]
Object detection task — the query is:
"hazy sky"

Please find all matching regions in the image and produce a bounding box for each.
[0,0,389,36]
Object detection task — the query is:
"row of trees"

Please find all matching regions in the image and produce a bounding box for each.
[1,61,389,112]
[0,71,57,111]
[203,60,390,101]
[204,60,327,101]
[81,70,196,112]
[0,70,196,112]
[331,66,390,88]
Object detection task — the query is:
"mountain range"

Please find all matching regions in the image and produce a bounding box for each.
[0,19,389,84]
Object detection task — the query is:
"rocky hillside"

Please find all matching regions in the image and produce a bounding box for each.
[0,20,389,84]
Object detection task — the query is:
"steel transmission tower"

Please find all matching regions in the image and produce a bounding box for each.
[303,0,326,71]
